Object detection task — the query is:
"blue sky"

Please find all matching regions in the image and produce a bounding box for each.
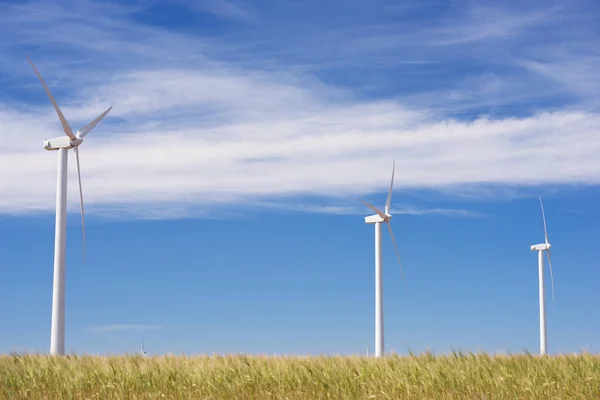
[1,0,600,355]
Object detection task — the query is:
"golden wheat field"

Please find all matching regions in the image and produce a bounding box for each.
[1,352,599,399]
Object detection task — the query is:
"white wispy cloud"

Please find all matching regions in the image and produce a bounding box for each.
[520,54,600,101]
[87,324,164,333]
[0,0,599,219]
[181,0,261,23]
[243,201,479,217]
[430,2,557,45]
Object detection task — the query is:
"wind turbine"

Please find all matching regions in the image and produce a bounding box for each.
[27,57,113,356]
[530,195,555,356]
[140,333,148,357]
[359,159,403,358]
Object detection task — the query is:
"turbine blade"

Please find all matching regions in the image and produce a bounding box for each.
[546,248,555,303]
[385,158,395,215]
[74,147,86,262]
[77,106,113,138]
[360,199,386,219]
[386,221,405,285]
[539,195,549,244]
[26,56,75,140]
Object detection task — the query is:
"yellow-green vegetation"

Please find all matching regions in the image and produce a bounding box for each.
[1,352,599,399]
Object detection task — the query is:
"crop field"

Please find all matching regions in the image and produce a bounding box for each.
[1,352,599,399]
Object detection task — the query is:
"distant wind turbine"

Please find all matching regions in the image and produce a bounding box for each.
[359,159,404,358]
[530,195,555,356]
[27,57,113,356]
[140,333,148,357]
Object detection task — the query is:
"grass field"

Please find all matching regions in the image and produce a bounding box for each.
[1,352,599,399]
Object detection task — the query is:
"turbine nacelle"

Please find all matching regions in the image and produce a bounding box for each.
[44,136,83,150]
[530,243,551,251]
[364,213,392,224]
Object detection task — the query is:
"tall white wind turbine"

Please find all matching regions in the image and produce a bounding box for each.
[28,57,113,356]
[359,159,404,358]
[530,195,555,356]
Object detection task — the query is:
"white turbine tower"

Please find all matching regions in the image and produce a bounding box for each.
[28,57,113,356]
[530,195,555,356]
[360,159,404,358]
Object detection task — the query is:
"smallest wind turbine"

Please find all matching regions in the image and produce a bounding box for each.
[530,195,555,356]
[140,333,148,357]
